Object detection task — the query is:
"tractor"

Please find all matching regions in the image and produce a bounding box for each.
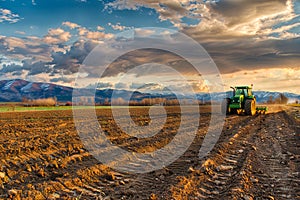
[222,85,267,116]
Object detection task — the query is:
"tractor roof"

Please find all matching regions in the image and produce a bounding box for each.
[235,86,252,89]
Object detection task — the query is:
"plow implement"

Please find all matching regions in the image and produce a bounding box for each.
[256,106,267,114]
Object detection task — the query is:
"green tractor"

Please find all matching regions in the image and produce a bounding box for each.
[222,86,267,116]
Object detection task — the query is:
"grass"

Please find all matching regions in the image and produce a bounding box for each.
[0,105,155,112]
[0,105,106,112]
[287,104,300,107]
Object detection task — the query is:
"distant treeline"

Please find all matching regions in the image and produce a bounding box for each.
[72,97,209,106]
[19,94,290,107]
[22,97,57,106]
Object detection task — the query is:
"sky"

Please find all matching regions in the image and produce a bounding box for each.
[0,0,299,94]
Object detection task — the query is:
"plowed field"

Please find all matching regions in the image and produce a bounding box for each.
[0,105,299,199]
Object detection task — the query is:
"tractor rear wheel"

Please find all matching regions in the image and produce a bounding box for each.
[221,98,231,115]
[245,99,256,116]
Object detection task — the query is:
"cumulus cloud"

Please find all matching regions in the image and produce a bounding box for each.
[43,28,71,44]
[0,8,21,23]
[50,77,74,83]
[222,68,300,93]
[0,35,52,61]
[108,0,299,40]
[101,48,199,78]
[97,26,105,31]
[181,0,299,41]
[106,0,189,27]
[108,22,132,31]
[62,21,80,29]
[0,21,115,82]
[106,0,300,75]
[15,31,26,35]
[49,39,100,75]
[77,27,113,41]
[0,63,23,73]
[0,34,107,81]
[97,82,113,88]
[85,31,113,40]
[0,59,51,76]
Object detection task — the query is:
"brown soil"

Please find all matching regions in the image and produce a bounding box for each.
[0,105,299,199]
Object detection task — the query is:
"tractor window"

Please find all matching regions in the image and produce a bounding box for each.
[243,89,248,97]
[236,89,243,95]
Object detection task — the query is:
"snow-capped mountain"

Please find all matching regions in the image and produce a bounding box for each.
[0,79,299,103]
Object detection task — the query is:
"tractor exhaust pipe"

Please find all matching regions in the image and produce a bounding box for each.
[230,87,236,96]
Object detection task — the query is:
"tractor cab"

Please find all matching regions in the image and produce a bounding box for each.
[232,86,253,98]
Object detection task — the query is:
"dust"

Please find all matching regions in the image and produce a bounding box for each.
[262,104,287,113]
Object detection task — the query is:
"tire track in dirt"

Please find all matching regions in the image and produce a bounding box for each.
[171,113,263,199]
[244,111,300,200]
[171,109,300,200]
[109,113,258,199]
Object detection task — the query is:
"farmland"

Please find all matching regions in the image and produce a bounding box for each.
[0,105,299,199]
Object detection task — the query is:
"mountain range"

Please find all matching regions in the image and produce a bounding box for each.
[0,79,299,103]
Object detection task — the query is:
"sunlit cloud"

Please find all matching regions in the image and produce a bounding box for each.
[222,68,300,93]
[0,8,21,23]
[108,22,132,31]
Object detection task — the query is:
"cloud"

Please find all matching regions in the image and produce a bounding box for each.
[62,21,80,29]
[134,28,155,37]
[107,1,299,40]
[23,60,51,75]
[101,48,199,78]
[105,0,188,27]
[0,59,51,76]
[181,0,299,41]
[77,27,113,41]
[129,82,165,92]
[0,8,21,23]
[105,0,300,75]
[15,31,26,35]
[50,77,74,83]
[202,37,300,74]
[49,39,100,75]
[108,22,132,31]
[222,68,300,93]
[114,82,128,89]
[61,21,113,41]
[4,37,26,50]
[0,20,116,84]
[97,82,113,88]
[85,31,113,40]
[0,36,52,61]
[97,26,105,31]
[0,63,23,73]
[43,28,71,44]
[0,34,105,80]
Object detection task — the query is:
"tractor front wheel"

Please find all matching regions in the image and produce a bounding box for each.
[245,99,256,116]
